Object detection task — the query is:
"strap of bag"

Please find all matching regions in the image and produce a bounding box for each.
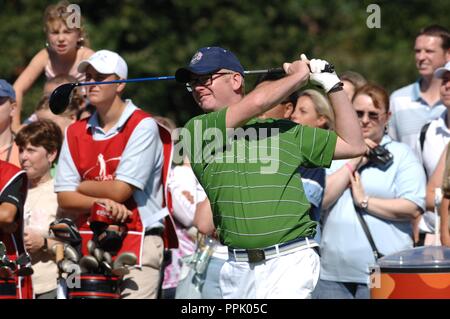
[419,122,431,152]
[443,144,450,199]
[355,209,384,260]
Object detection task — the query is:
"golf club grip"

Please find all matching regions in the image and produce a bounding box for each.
[308,63,335,73]
[244,68,285,75]
[323,63,335,73]
[55,244,64,263]
[245,64,334,76]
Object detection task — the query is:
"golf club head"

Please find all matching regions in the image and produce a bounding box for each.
[49,218,82,246]
[113,252,137,270]
[16,267,34,277]
[0,266,14,279]
[0,255,15,271]
[0,241,6,256]
[87,240,96,256]
[103,251,112,266]
[0,255,8,266]
[49,83,78,115]
[93,248,104,263]
[94,224,126,253]
[64,245,80,263]
[79,255,99,274]
[16,252,31,267]
[111,267,129,277]
[100,260,112,276]
[59,259,80,275]
[4,260,16,272]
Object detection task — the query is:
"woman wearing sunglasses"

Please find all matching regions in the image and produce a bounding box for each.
[314,83,426,299]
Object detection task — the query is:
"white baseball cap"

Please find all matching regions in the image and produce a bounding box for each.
[78,50,128,79]
[434,61,450,79]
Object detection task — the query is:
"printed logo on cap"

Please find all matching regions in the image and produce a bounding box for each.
[96,52,112,63]
[190,51,203,65]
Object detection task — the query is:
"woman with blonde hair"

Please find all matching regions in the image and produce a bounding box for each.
[291,89,335,129]
[290,89,335,242]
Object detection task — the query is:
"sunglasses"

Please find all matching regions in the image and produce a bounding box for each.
[355,110,386,121]
[186,72,234,92]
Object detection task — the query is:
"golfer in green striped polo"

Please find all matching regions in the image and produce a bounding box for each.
[175,47,366,298]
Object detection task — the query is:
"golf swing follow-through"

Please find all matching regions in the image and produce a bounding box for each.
[48,63,334,115]
[45,48,338,299]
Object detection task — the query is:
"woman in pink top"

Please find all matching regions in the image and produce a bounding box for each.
[13,1,94,132]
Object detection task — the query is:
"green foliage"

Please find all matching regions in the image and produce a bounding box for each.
[1,0,449,125]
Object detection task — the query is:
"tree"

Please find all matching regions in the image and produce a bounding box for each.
[1,0,449,125]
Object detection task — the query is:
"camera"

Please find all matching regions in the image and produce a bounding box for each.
[367,145,393,170]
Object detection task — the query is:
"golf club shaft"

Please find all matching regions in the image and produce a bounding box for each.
[244,64,335,75]
[75,68,287,87]
[63,63,335,89]
[76,75,176,87]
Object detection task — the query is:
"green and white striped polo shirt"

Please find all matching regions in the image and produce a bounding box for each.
[181,107,337,249]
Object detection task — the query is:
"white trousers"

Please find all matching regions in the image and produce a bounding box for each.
[219,247,320,299]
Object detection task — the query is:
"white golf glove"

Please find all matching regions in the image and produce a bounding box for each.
[301,54,341,93]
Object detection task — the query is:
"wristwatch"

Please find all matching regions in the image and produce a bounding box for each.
[360,196,369,209]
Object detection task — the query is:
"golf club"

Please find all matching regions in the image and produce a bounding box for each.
[49,67,302,115]
[16,266,34,277]
[111,266,129,277]
[112,252,137,277]
[0,242,6,258]
[58,259,80,275]
[101,260,113,276]
[49,75,175,115]
[103,251,113,266]
[0,266,13,279]
[15,253,33,276]
[93,247,104,263]
[87,240,96,256]
[49,218,82,246]
[79,255,99,274]
[64,245,80,263]
[16,253,31,267]
[0,254,15,271]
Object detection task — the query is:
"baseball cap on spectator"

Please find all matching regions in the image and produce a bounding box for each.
[78,50,128,79]
[0,79,16,102]
[175,46,244,83]
[434,61,450,78]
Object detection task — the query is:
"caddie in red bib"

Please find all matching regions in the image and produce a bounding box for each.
[0,161,33,299]
[55,50,176,299]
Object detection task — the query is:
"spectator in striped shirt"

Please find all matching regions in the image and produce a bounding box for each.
[175,46,366,299]
[388,25,449,156]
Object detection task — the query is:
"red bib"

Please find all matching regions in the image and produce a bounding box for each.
[66,109,177,265]
[0,161,33,299]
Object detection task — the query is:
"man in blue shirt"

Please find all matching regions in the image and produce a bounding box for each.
[389,25,449,156]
